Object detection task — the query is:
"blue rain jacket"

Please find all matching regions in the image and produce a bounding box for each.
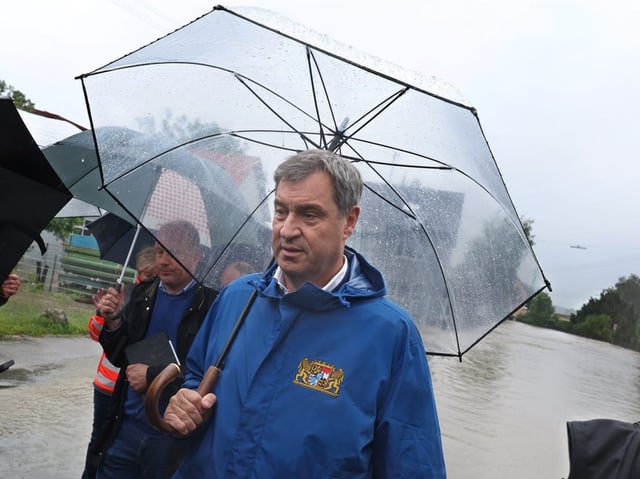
[174,248,446,478]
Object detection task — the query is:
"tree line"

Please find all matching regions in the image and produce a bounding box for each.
[518,274,640,349]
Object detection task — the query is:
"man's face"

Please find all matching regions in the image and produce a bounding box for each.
[272,171,359,292]
[155,234,200,293]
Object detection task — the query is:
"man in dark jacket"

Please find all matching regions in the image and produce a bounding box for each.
[93,220,217,479]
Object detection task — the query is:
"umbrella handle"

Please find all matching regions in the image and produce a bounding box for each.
[145,363,220,435]
[145,282,265,434]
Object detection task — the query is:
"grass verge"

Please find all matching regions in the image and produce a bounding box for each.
[0,284,94,337]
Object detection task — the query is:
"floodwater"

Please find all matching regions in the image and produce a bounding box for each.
[0,336,100,478]
[429,320,640,478]
[0,321,639,478]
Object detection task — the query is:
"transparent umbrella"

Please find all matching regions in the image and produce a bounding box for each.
[77,5,550,359]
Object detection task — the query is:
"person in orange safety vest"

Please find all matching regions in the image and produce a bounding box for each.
[81,245,158,479]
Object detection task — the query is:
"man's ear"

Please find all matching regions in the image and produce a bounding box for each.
[343,205,360,240]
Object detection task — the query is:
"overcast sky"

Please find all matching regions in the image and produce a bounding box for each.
[3,0,639,310]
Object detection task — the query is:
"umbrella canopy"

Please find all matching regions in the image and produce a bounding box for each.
[44,126,271,290]
[56,198,104,218]
[0,97,73,282]
[86,212,156,266]
[77,6,550,358]
[17,107,85,148]
[42,129,139,224]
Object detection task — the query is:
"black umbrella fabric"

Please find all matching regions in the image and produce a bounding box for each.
[77,6,549,358]
[86,212,156,266]
[0,97,72,282]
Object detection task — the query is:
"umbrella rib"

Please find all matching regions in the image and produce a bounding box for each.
[80,77,107,187]
[306,47,338,149]
[339,136,454,170]
[365,168,462,357]
[233,65,417,156]
[203,128,453,172]
[84,60,419,166]
[342,141,463,357]
[99,129,237,186]
[360,184,415,221]
[233,73,325,150]
[188,128,452,170]
[85,61,335,152]
[306,50,413,155]
[458,284,550,359]
[343,137,521,246]
[306,47,415,154]
[334,88,409,152]
[102,125,327,188]
[98,180,203,287]
[349,132,534,360]
[227,132,304,154]
[200,190,276,280]
[342,133,518,231]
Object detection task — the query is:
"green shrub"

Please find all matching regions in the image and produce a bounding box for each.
[573,314,613,342]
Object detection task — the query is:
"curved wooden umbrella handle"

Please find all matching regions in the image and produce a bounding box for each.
[145,363,221,434]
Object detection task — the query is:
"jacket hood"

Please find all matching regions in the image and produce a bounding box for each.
[250,246,386,311]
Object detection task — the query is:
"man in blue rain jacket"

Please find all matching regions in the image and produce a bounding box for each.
[165,149,447,478]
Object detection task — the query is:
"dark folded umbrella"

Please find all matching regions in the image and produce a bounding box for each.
[0,97,72,282]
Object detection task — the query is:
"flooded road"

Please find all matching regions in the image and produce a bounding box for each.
[430,321,640,478]
[1,322,639,478]
[0,336,100,478]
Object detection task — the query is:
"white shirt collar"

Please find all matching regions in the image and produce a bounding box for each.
[274,255,348,294]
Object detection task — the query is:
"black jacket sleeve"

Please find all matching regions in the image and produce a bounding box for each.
[99,278,158,368]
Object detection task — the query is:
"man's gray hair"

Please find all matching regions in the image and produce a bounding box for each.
[274,149,363,217]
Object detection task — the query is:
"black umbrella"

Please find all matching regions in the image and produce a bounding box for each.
[0,97,72,282]
[77,5,550,359]
[86,212,156,269]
